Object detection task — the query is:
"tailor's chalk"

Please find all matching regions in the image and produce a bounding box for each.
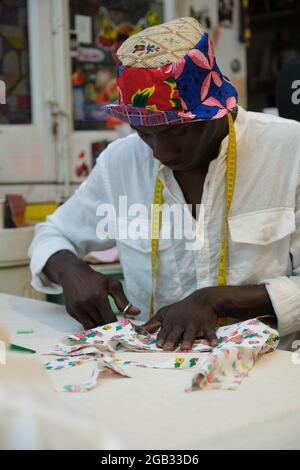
[9,343,36,354]
[16,328,34,334]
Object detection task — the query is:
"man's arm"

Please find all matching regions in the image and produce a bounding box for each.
[144,284,275,350]
[207,284,276,320]
[263,163,300,338]
[29,151,115,294]
[29,143,140,328]
[43,249,139,329]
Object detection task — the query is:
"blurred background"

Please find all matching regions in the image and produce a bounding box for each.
[0,0,299,304]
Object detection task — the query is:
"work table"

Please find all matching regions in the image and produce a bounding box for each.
[0,293,299,450]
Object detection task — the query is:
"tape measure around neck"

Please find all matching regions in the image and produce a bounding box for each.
[150,112,237,319]
[150,177,163,318]
[217,111,237,287]
[216,112,237,326]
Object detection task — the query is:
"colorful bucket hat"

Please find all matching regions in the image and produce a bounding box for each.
[104,17,238,126]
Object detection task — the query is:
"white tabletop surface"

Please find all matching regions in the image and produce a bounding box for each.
[0,292,299,450]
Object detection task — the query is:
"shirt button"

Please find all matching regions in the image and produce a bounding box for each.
[262,228,271,242]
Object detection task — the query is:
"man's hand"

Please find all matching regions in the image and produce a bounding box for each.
[60,264,140,330]
[43,250,140,330]
[143,284,276,351]
[143,289,219,351]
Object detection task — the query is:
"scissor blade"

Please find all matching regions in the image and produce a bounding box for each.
[117,312,151,337]
[133,324,151,337]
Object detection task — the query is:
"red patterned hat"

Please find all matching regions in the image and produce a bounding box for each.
[104,17,238,126]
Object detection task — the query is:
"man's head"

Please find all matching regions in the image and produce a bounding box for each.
[131,118,230,171]
[104,17,238,169]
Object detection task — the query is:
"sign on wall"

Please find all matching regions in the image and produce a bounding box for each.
[69,0,163,131]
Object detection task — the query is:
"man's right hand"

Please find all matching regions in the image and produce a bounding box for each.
[43,250,140,330]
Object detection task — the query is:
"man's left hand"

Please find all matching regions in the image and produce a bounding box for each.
[143,288,220,351]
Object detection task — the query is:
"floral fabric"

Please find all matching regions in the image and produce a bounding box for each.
[105,33,238,126]
[44,318,279,393]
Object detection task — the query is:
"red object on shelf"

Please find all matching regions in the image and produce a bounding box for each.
[5,194,29,228]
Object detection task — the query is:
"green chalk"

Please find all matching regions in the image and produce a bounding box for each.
[9,343,36,354]
[16,328,34,334]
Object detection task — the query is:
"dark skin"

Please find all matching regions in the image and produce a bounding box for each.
[131,112,233,219]
[43,107,276,346]
[43,250,140,330]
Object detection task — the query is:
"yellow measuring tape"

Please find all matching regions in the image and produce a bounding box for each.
[150,177,164,318]
[150,112,237,320]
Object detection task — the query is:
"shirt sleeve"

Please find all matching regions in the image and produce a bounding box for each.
[264,165,300,337]
[28,147,116,294]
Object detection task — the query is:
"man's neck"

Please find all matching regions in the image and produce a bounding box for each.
[190,107,239,174]
[173,108,239,212]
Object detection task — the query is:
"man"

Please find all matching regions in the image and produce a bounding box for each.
[29,18,300,351]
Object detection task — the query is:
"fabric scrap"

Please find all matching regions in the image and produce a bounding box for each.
[67,319,212,353]
[45,355,96,371]
[186,319,279,391]
[56,364,101,393]
[47,317,279,392]
[57,355,130,393]
[113,356,201,370]
[45,344,99,357]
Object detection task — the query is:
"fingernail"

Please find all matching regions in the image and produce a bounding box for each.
[130,306,141,314]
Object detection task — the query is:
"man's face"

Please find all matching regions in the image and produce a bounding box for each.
[131,118,226,171]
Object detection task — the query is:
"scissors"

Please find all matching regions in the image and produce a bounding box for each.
[118,303,151,337]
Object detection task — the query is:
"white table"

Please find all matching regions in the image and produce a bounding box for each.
[0,293,300,450]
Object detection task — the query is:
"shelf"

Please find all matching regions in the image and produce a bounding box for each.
[250,9,300,24]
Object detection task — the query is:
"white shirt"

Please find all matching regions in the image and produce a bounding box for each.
[29,106,300,349]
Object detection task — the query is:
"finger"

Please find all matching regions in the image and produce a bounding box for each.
[156,324,171,348]
[181,325,198,351]
[203,327,218,347]
[66,307,80,325]
[142,318,162,334]
[82,318,97,330]
[72,295,110,328]
[143,308,165,333]
[66,305,96,330]
[95,293,117,325]
[163,327,184,351]
[108,280,140,316]
[195,329,205,339]
[76,310,98,330]
[83,303,108,328]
